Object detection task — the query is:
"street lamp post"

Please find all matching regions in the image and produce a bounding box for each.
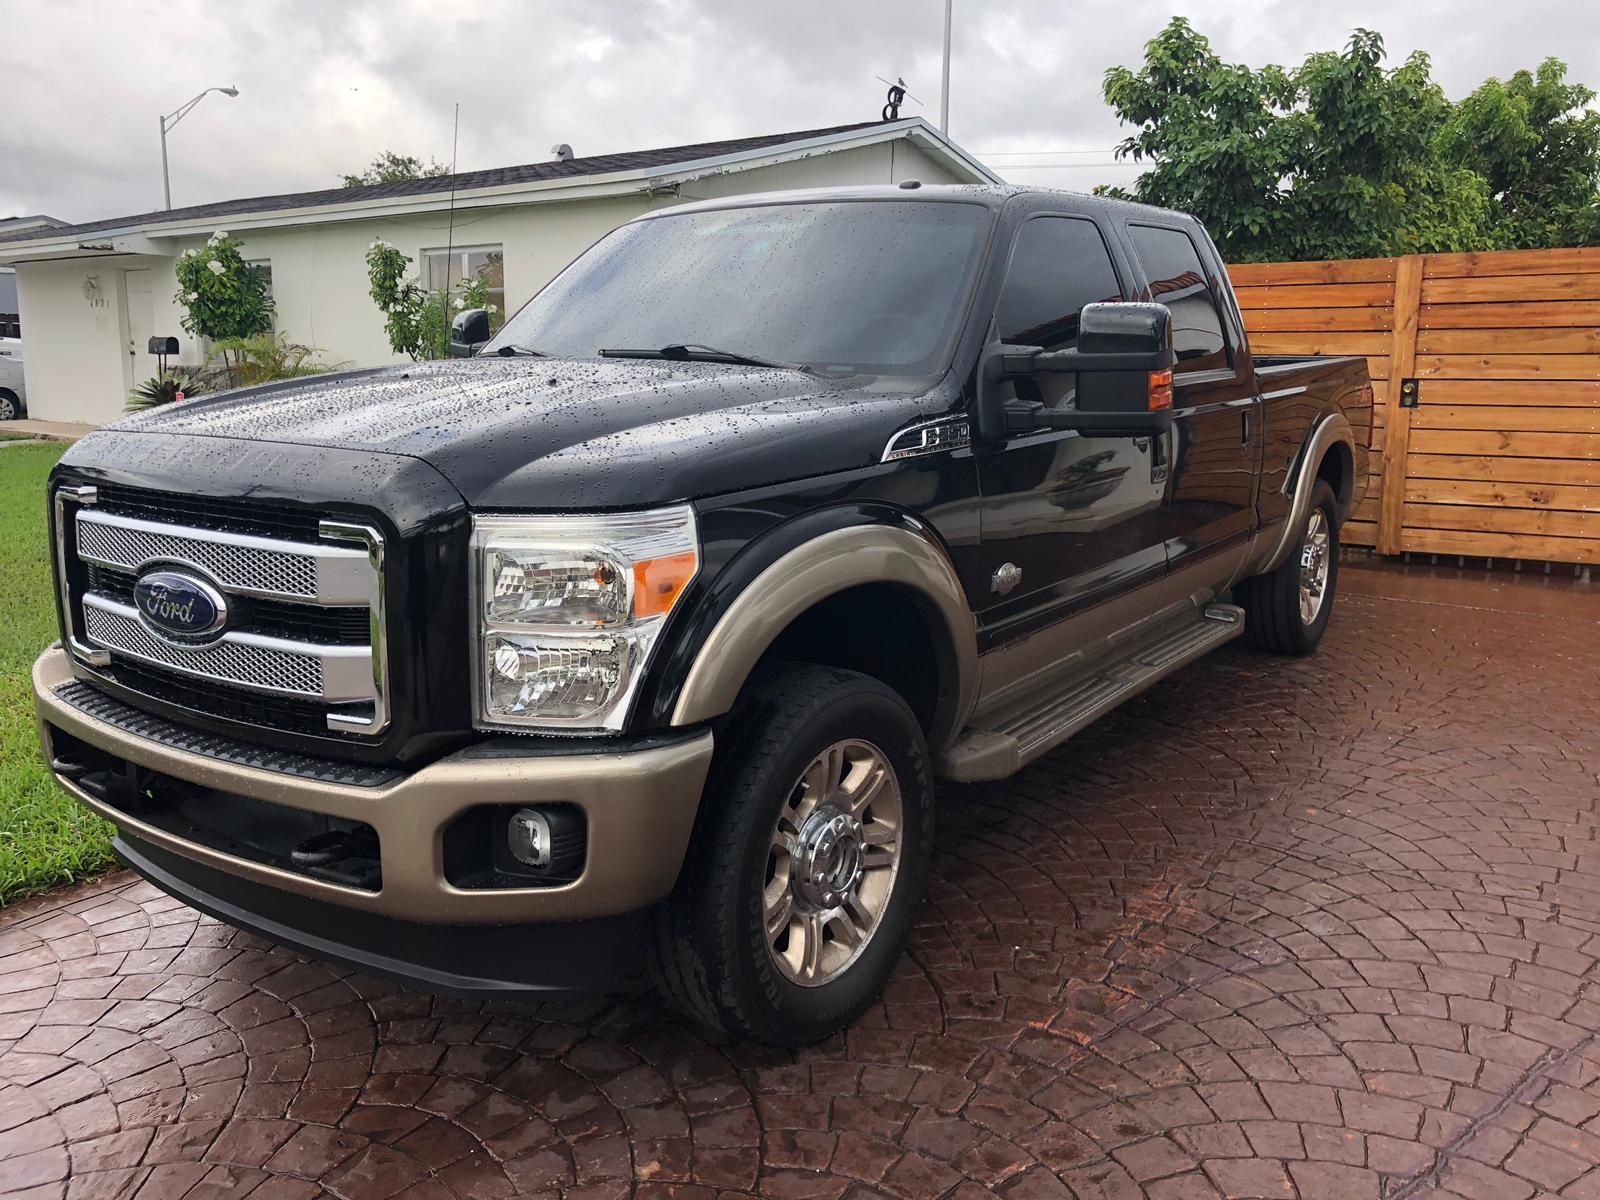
[160,86,240,209]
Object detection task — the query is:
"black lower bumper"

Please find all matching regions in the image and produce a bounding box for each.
[116,834,649,997]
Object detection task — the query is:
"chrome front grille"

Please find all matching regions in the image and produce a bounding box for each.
[56,486,389,737]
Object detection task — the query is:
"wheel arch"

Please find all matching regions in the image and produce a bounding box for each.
[1251,412,1355,576]
[667,517,978,751]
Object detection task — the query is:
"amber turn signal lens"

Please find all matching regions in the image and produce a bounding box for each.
[1147,368,1173,412]
[633,551,698,619]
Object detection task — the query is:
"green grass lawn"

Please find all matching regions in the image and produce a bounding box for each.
[0,444,115,904]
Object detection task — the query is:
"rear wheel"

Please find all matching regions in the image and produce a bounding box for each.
[651,664,933,1045]
[1237,479,1339,655]
[0,390,18,421]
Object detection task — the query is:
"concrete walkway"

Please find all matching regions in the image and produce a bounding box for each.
[1,561,1596,1198]
[1,419,94,442]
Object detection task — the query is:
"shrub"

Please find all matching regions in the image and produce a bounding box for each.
[173,233,274,366]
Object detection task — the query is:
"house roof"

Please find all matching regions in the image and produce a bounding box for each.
[0,119,997,254]
[0,215,67,235]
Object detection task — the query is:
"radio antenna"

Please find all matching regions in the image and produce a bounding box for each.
[441,102,460,354]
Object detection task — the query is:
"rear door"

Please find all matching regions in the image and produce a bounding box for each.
[1121,222,1261,580]
[973,210,1170,648]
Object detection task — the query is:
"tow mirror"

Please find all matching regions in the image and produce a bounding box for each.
[450,308,492,358]
[976,302,1176,440]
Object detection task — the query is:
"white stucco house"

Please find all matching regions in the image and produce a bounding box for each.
[0,118,997,425]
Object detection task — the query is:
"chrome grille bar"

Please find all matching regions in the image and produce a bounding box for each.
[82,596,376,703]
[74,510,373,604]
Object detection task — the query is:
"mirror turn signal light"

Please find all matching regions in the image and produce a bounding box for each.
[1147,368,1173,412]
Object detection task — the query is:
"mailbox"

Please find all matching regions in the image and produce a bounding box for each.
[148,336,180,356]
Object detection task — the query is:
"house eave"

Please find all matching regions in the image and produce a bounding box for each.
[0,119,997,264]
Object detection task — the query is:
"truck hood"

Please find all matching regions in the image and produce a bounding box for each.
[107,358,944,509]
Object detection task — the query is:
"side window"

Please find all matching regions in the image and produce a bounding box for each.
[997,217,1124,353]
[1127,224,1229,373]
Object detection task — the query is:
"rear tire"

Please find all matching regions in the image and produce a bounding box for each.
[651,664,933,1046]
[1237,479,1339,655]
[0,390,18,421]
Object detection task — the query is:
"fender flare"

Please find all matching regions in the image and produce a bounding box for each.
[669,523,979,747]
[1253,411,1354,576]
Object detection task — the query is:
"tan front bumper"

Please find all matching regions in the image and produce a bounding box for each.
[33,647,713,924]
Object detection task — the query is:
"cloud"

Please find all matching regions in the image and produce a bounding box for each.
[1,0,1592,223]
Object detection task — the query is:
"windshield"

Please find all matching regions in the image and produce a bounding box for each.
[485,200,992,374]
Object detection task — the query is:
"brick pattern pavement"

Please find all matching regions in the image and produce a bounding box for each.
[1,563,1597,1199]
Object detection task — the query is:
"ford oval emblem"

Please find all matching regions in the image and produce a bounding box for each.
[132,570,229,641]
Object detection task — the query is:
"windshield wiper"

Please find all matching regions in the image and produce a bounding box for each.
[494,344,548,357]
[599,343,812,373]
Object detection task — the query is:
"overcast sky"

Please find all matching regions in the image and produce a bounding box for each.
[3,0,1595,224]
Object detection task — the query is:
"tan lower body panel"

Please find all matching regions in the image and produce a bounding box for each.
[33,647,713,924]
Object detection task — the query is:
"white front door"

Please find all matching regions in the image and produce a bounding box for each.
[121,269,155,395]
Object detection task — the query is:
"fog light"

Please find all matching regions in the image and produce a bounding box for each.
[507,807,552,869]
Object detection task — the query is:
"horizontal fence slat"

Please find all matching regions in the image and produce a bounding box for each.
[1411,405,1600,433]
[1249,332,1393,356]
[1235,282,1396,309]
[1397,526,1600,564]
[1416,327,1600,355]
[1406,453,1600,485]
[1420,301,1600,329]
[1415,354,1600,381]
[1404,503,1596,539]
[1405,478,1600,512]
[1228,259,1398,285]
[1423,248,1600,278]
[1408,429,1600,458]
[1410,380,1600,406]
[1242,307,1395,332]
[1343,520,1378,546]
[1421,274,1600,304]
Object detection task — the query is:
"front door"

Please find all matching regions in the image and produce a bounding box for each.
[1122,223,1260,580]
[974,213,1170,651]
[121,269,155,397]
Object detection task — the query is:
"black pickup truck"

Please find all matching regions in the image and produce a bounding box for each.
[35,184,1369,1045]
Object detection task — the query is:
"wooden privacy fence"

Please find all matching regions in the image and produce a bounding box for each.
[1229,247,1600,566]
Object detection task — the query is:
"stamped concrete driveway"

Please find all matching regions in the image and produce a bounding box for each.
[2,562,1598,1200]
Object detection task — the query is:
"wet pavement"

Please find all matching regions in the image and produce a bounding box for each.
[2,560,1597,1199]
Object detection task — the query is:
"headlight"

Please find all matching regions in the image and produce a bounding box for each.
[471,507,698,731]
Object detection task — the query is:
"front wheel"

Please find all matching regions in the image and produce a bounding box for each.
[1237,478,1340,655]
[0,390,18,421]
[651,664,933,1045]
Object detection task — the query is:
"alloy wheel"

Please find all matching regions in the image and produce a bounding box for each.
[1299,509,1331,626]
[763,739,903,987]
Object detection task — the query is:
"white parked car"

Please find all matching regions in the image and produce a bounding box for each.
[0,338,25,419]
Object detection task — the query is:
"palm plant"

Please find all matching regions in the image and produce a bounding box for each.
[126,371,207,413]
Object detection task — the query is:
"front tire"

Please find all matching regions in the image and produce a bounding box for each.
[0,390,18,421]
[652,664,933,1046]
[1238,478,1339,655]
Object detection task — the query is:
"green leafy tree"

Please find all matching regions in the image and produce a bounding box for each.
[1101,20,1600,260]
[1438,59,1600,248]
[365,240,499,360]
[365,239,440,360]
[173,233,274,367]
[1102,18,1301,258]
[343,151,450,188]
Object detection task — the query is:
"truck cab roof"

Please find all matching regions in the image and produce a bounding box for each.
[645,181,1202,227]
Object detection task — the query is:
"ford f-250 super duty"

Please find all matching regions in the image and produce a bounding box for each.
[35,184,1369,1045]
